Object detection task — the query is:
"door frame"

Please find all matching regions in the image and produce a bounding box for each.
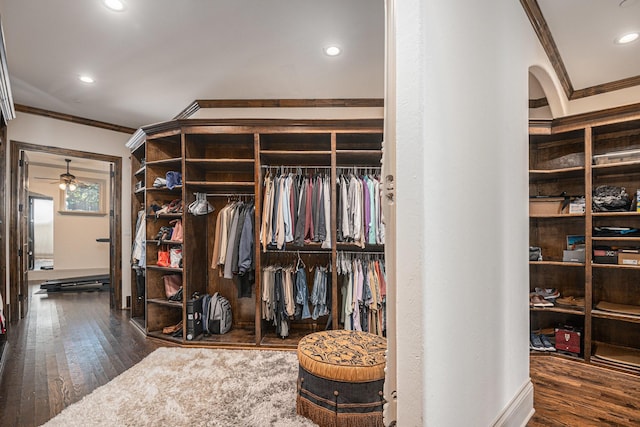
[28,193,54,271]
[9,140,122,320]
[0,120,6,324]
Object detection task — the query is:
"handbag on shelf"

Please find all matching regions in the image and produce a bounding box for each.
[169,219,183,242]
[163,274,182,299]
[157,246,170,267]
[169,246,183,268]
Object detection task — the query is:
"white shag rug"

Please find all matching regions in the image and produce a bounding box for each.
[42,347,318,427]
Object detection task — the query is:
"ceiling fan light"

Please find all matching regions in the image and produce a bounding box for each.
[59,182,67,190]
[68,183,77,191]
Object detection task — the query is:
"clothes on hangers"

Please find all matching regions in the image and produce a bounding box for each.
[260,170,331,251]
[261,261,329,338]
[336,252,387,336]
[337,172,385,247]
[131,209,146,267]
[211,199,256,298]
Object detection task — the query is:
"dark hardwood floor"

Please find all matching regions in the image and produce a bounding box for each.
[528,354,640,426]
[0,285,160,427]
[4,285,640,426]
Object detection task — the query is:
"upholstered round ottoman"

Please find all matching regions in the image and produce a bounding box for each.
[296,330,387,427]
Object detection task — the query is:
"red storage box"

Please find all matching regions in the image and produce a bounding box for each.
[555,327,581,354]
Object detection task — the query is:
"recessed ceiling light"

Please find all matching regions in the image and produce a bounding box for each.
[79,75,95,84]
[103,0,125,11]
[324,46,341,57]
[615,32,639,44]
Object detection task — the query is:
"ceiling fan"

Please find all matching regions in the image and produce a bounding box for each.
[58,159,78,191]
[33,159,80,191]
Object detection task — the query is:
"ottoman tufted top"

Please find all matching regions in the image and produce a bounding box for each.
[297,330,387,383]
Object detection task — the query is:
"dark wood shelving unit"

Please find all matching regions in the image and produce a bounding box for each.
[129,118,384,349]
[530,112,640,373]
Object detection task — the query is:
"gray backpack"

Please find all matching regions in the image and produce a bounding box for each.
[203,292,232,335]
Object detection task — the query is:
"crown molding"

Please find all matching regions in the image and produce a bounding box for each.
[14,104,135,134]
[529,97,549,109]
[173,98,384,119]
[520,0,640,100]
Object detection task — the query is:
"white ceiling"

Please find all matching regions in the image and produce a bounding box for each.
[538,0,640,90]
[1,1,639,130]
[0,0,385,130]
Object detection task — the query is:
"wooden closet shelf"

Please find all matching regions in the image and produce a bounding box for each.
[134,166,146,176]
[147,298,182,308]
[192,328,257,347]
[146,213,182,219]
[591,342,640,374]
[186,158,255,163]
[530,306,585,316]
[145,157,182,166]
[592,310,640,323]
[592,211,640,217]
[529,261,586,267]
[593,236,640,242]
[529,167,585,180]
[592,160,640,175]
[592,263,640,270]
[529,213,586,219]
[146,186,182,192]
[336,149,382,155]
[147,265,183,273]
[146,239,183,245]
[147,331,184,344]
[259,150,331,155]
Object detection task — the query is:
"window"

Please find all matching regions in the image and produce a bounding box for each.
[59,178,106,215]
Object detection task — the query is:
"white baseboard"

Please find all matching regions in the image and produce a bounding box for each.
[491,379,535,427]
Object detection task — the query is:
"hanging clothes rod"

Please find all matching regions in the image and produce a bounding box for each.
[337,251,385,255]
[261,165,331,169]
[265,250,332,255]
[193,192,254,197]
[336,166,382,171]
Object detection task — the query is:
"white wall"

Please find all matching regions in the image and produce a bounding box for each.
[394,1,537,424]
[29,164,110,270]
[5,111,132,307]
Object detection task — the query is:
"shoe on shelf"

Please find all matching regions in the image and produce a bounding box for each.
[539,334,556,352]
[534,287,561,300]
[530,333,546,351]
[555,295,585,308]
[530,294,554,308]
